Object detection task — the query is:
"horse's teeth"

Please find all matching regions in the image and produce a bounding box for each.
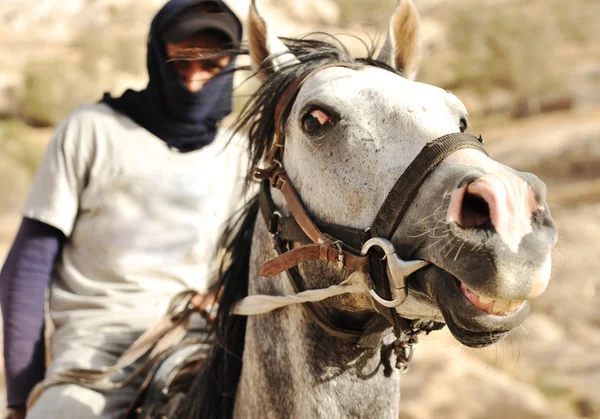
[492,299,510,314]
[460,283,525,315]
[507,300,525,313]
[479,295,494,305]
[490,298,525,315]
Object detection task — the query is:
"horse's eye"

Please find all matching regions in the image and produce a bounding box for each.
[302,109,333,134]
[459,118,468,133]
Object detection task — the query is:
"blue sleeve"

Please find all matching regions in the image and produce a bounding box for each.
[0,218,64,407]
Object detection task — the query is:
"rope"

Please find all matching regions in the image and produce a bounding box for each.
[232,273,369,316]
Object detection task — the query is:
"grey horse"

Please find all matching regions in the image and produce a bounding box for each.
[184,1,558,418]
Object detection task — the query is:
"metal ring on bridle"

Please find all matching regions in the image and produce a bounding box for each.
[361,238,431,308]
[328,240,345,268]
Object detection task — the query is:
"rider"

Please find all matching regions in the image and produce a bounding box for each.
[0,1,243,417]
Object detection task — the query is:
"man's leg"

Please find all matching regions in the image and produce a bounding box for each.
[27,327,143,418]
[27,383,135,419]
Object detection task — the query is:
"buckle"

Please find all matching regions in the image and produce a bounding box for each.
[328,240,344,269]
[394,335,418,372]
[268,211,282,235]
[253,159,283,182]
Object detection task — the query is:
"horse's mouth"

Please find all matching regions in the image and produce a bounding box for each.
[413,266,530,348]
[459,283,526,316]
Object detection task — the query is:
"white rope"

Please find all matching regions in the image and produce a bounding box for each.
[232,274,368,316]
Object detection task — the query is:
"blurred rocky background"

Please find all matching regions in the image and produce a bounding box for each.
[1,0,599,417]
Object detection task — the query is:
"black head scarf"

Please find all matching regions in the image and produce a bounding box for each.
[103,0,242,153]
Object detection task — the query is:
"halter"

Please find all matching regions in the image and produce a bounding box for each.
[238,63,488,371]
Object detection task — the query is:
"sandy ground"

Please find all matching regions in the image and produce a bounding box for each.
[1,108,599,417]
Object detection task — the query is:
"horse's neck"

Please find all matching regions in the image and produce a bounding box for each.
[234,217,400,419]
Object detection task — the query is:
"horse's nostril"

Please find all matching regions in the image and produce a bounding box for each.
[448,173,544,253]
[459,192,491,229]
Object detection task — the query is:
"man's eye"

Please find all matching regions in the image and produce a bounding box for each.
[204,61,220,70]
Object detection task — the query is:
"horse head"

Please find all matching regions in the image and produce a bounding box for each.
[244,0,557,349]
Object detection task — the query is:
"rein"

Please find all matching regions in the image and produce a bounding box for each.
[235,63,488,371]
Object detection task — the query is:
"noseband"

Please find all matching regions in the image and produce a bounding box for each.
[248,63,487,370]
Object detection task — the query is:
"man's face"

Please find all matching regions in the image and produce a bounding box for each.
[165,30,232,92]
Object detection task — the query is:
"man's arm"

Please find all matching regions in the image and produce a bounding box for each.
[0,218,65,409]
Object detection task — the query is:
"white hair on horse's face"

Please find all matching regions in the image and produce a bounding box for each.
[280,65,469,228]
[271,61,556,326]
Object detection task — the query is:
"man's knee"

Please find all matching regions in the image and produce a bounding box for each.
[27,384,105,419]
[27,384,129,419]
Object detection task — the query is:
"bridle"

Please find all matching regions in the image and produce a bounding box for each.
[242,63,487,371]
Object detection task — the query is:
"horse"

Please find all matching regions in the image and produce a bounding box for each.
[181,1,558,418]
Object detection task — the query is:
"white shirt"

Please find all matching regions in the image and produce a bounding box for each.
[23,103,247,338]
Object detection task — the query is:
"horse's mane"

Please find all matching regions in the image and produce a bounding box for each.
[182,35,399,419]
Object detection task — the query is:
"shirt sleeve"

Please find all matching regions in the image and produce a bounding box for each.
[0,218,65,407]
[22,110,95,237]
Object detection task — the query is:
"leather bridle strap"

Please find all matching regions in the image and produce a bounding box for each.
[271,215,368,252]
[254,63,378,278]
[271,169,329,244]
[370,132,488,238]
[257,170,370,277]
[257,179,390,344]
[257,175,369,252]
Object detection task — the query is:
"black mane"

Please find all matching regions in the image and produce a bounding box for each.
[183,36,398,419]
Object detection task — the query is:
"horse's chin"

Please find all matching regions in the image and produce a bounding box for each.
[412,266,530,348]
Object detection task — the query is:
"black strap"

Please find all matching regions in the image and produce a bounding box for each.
[371,133,487,238]
[276,217,369,253]
[259,181,369,252]
[258,181,388,343]
[367,133,487,338]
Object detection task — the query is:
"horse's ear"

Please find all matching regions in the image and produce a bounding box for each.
[248,0,299,78]
[377,0,421,80]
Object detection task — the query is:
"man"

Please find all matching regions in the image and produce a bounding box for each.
[0,1,243,417]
